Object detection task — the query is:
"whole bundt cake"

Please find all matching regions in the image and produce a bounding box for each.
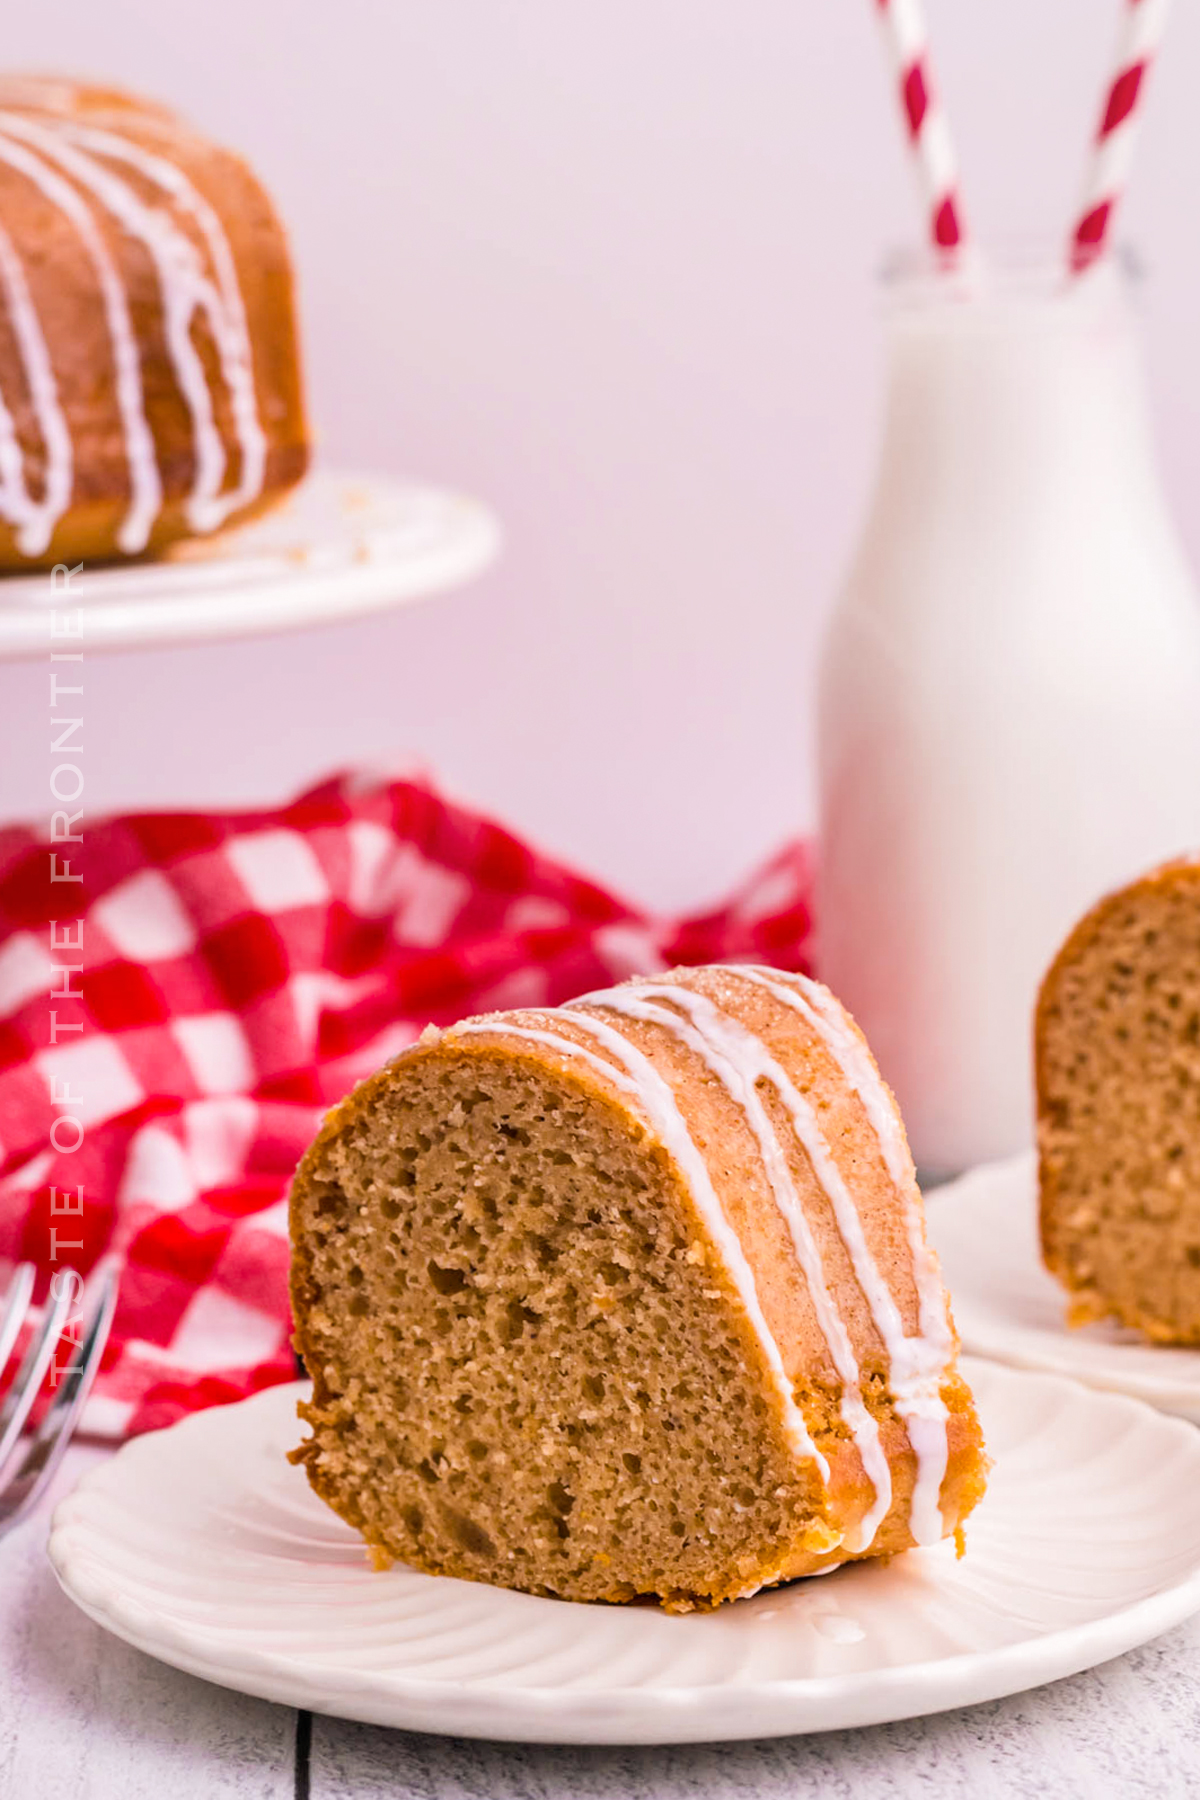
[0,76,308,568]
[289,964,988,1611]
[1038,858,1200,1344]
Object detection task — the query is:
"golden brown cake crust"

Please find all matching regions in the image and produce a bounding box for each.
[289,965,987,1610]
[1037,857,1200,1343]
[0,76,308,568]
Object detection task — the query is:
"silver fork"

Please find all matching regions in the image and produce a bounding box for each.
[0,1260,119,1537]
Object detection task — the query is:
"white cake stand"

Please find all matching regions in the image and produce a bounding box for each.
[0,470,500,659]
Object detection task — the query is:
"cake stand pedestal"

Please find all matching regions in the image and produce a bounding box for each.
[0,470,500,659]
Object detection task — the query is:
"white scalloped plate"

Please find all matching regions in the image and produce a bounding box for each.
[927,1156,1200,1425]
[0,470,499,658]
[47,1359,1200,1743]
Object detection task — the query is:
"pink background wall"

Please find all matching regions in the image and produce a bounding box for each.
[2,1,1198,908]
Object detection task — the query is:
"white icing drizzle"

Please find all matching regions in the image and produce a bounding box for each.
[575,985,893,1550]
[736,972,949,1330]
[449,1020,643,1099]
[0,124,160,551]
[0,110,267,543]
[0,220,72,554]
[733,966,952,1545]
[55,117,267,526]
[449,1012,829,1479]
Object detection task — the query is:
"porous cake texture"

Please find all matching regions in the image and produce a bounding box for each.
[1038,859,1200,1344]
[289,965,987,1611]
[0,77,308,567]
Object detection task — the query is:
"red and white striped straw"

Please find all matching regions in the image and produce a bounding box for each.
[1068,0,1173,273]
[873,0,969,259]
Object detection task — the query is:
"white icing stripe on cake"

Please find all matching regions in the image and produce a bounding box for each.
[449,1013,830,1480]
[579,986,893,1550]
[57,118,267,526]
[732,967,952,1546]
[0,221,72,555]
[736,966,952,1352]
[449,1020,643,1099]
[0,125,160,551]
[0,112,266,541]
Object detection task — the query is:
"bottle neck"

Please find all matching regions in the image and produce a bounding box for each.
[871,270,1161,525]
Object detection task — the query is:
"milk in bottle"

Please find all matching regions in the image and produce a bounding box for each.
[817,255,1200,1174]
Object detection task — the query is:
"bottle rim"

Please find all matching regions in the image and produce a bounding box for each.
[878,242,1144,313]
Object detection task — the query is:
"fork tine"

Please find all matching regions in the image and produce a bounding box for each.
[0,1263,35,1376]
[0,1272,75,1474]
[0,1264,118,1535]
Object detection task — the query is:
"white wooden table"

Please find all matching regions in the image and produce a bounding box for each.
[4,1446,1199,1800]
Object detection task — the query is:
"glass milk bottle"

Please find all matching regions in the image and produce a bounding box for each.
[816,253,1200,1176]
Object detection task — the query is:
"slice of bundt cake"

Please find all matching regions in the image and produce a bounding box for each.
[0,77,308,567]
[289,964,987,1611]
[1038,859,1200,1344]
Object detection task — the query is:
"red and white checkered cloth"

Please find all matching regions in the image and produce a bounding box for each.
[0,771,813,1438]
